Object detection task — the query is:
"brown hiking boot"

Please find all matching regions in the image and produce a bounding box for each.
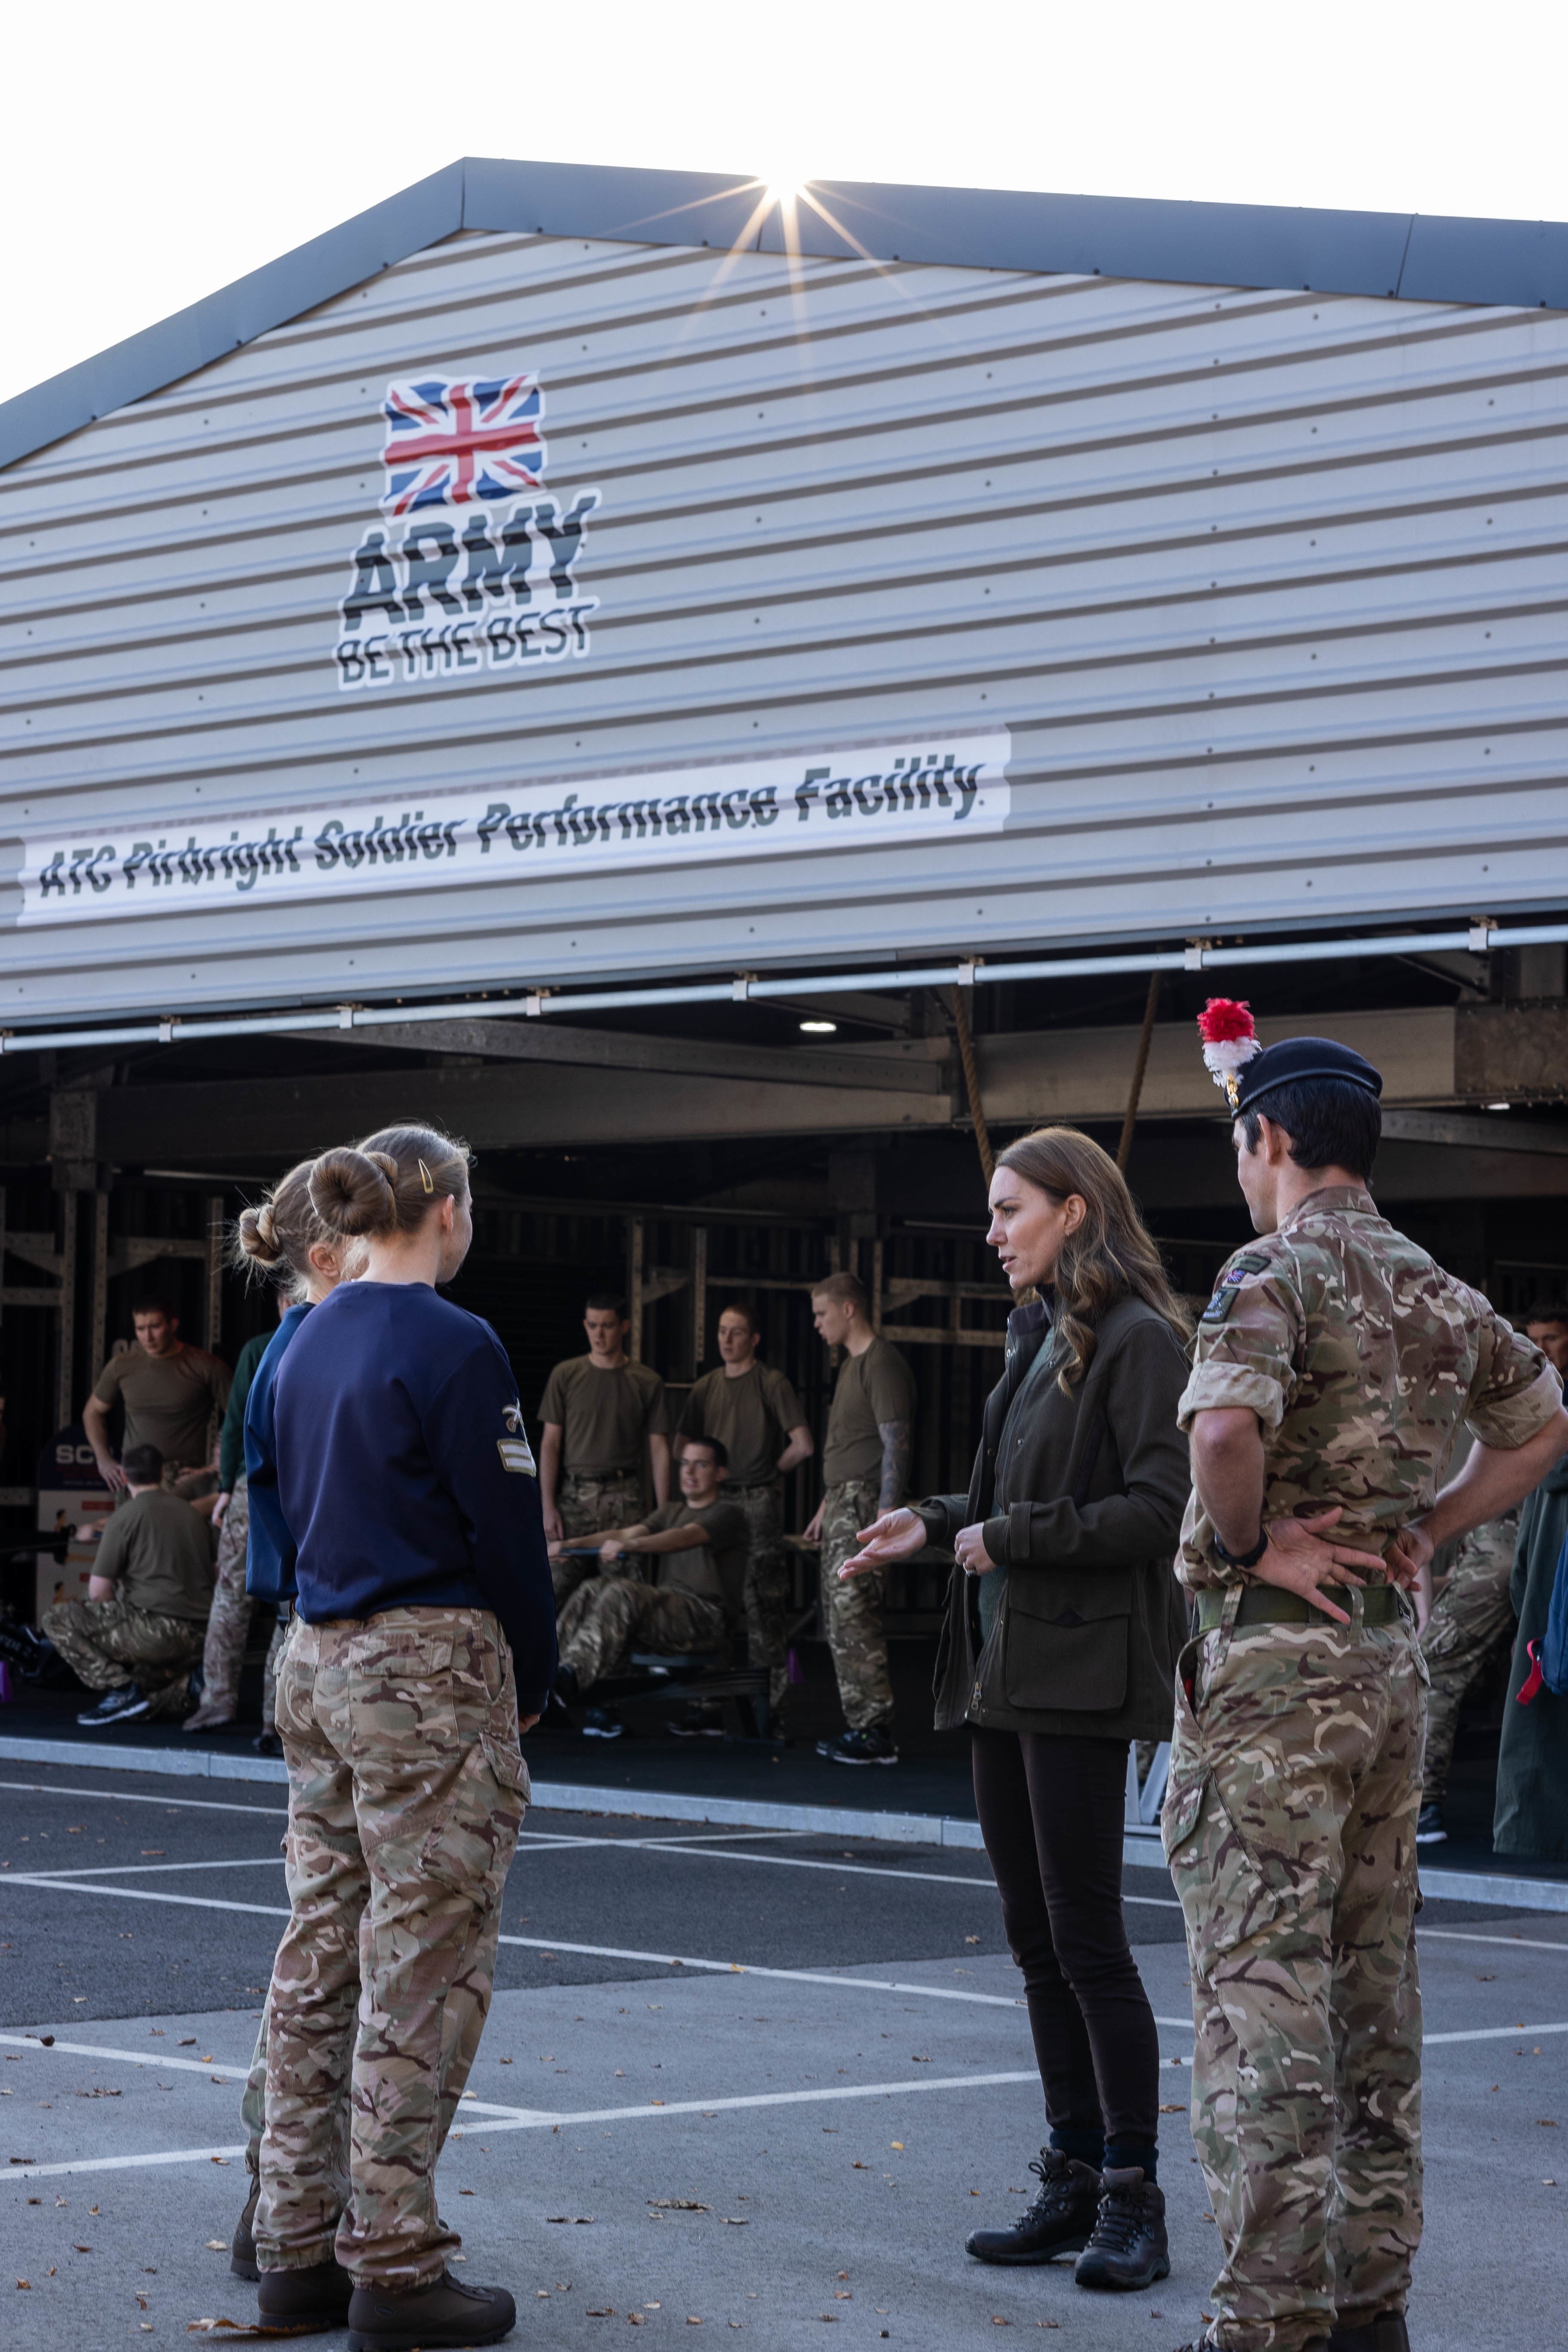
[230,2178,259,2281]
[347,2268,516,2349]
[257,2257,353,2326]
[1328,2314,1410,2352]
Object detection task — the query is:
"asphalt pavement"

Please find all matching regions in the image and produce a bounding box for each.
[1,1760,1563,2351]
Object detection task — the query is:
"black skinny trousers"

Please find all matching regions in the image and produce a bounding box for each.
[971,1725,1160,2168]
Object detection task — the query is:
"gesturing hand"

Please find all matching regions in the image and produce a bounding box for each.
[1250,1507,1388,1626]
[839,1507,926,1580]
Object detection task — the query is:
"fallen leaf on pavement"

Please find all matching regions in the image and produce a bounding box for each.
[206,2242,228,2251]
[649,2201,710,2211]
[545,2215,594,2224]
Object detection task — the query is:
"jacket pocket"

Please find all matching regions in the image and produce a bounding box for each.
[1002,1565,1132,1712]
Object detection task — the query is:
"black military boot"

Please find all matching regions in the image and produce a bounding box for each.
[230,2177,259,2281]
[965,2147,1102,2264]
[257,2256,354,2326]
[1328,2311,1410,2352]
[1073,2165,1170,2290]
[347,2268,516,2349]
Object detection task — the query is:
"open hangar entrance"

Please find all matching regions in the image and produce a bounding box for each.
[3,930,1565,1792]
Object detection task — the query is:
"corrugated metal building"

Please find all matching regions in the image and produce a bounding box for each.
[5,160,1568,1021]
[1,162,1566,1765]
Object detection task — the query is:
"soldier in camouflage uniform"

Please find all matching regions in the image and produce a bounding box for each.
[45,1441,215,1727]
[540,1296,672,1608]
[817,1473,890,1723]
[805,1275,916,1765]
[261,1613,528,2295]
[46,1591,208,1718]
[552,1470,647,1601]
[253,1123,555,2349]
[1164,1014,1567,2352]
[1416,1507,1518,1839]
[553,1438,747,1713]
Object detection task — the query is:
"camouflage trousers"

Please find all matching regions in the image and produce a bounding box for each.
[257,1606,527,2287]
[728,1481,791,1710]
[198,1478,252,1715]
[1420,1513,1518,1804]
[41,1594,205,1715]
[1164,1596,1427,2351]
[819,1476,893,1732]
[260,1608,291,1733]
[552,1469,644,1608]
[557,1574,727,1691]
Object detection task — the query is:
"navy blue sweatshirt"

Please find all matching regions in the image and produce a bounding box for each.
[243,1301,311,1603]
[271,1281,556,1711]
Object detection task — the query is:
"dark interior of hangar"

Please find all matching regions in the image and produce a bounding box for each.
[2,940,1565,1813]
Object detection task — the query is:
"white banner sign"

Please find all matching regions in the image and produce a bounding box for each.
[20,735,1011,925]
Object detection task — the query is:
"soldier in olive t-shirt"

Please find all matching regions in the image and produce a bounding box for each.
[553,1445,747,1701]
[90,1335,231,1480]
[40,1476,215,1725]
[679,1362,805,1488]
[807,1280,917,1763]
[540,1297,675,1608]
[678,1317,814,1718]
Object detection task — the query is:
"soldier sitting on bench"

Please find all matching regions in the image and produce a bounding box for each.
[552,1436,747,1739]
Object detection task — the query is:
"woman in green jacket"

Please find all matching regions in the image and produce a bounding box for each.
[846,1127,1191,2295]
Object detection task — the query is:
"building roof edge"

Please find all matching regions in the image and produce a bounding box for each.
[5,156,1568,472]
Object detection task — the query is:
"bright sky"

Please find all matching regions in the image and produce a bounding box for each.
[3,0,1565,406]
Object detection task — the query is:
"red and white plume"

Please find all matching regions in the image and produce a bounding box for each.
[1197,998,1261,1104]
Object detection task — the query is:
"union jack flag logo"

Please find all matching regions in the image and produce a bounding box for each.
[380,374,546,515]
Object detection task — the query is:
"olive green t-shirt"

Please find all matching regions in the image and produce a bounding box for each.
[678,1362,805,1487]
[823,1336,916,1486]
[539,1355,672,1474]
[91,1489,216,1622]
[92,1342,231,1473]
[643,1497,749,1617]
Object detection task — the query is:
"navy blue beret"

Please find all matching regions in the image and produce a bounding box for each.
[1235,1035,1383,1116]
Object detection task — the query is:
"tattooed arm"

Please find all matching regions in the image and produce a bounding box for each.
[877,1418,911,1514]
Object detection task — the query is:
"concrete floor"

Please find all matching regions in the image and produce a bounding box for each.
[1,1761,1563,2351]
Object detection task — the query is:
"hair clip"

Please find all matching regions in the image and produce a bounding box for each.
[417,1159,434,1194]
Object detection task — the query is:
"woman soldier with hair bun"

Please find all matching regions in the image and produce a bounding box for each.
[251,1125,554,2352]
[218,1156,367,2284]
[188,1163,364,1739]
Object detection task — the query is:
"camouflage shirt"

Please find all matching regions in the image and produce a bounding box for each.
[1176,1184,1561,1589]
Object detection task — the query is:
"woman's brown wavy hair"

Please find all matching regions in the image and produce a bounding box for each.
[994,1125,1191,1390]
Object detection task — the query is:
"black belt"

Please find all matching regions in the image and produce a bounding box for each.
[1195,1583,1404,1632]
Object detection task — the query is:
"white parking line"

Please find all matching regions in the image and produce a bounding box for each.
[1416,1927,1568,1955]
[6,2068,1048,2179]
[1423,2020,1568,2045]
[0,1778,286,1817]
[7,1875,291,1920]
[6,1856,284,1879]
[449,2069,1045,2136]
[0,2030,245,2078]
[9,2144,248,2180]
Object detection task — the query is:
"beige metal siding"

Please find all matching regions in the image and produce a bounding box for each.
[2,226,1566,1022]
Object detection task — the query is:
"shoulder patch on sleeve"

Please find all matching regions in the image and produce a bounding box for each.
[1231,1251,1271,1274]
[498,1436,537,1476]
[1200,1288,1239,1323]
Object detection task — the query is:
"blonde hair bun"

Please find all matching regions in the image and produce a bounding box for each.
[235,1201,280,1265]
[309,1146,398,1237]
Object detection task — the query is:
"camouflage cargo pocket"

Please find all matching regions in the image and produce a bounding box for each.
[417,1736,528,1909]
[1164,1764,1286,1970]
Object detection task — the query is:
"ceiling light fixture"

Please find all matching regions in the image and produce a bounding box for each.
[799,1018,837,1034]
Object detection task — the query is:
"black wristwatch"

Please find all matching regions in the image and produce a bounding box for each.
[1212,1526,1269,1571]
